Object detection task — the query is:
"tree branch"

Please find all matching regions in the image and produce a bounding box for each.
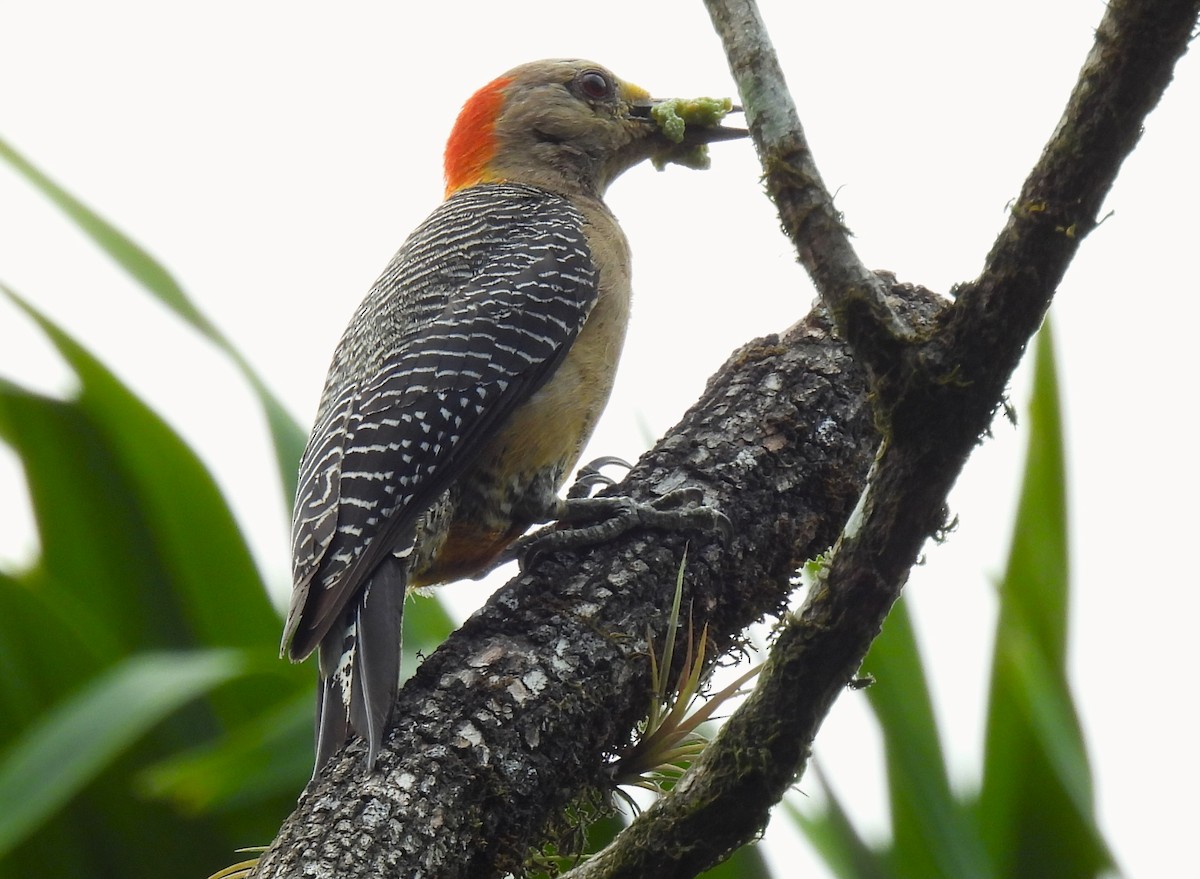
[702,0,914,376]
[251,2,1197,875]
[556,0,1200,875]
[250,291,915,877]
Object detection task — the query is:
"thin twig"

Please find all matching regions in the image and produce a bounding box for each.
[703,0,915,375]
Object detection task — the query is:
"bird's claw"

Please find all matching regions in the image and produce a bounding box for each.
[567,455,634,499]
[515,487,731,570]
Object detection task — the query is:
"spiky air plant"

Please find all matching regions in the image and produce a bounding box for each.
[610,552,761,804]
[206,846,267,879]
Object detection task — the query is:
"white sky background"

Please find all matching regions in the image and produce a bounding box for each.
[1,1,1196,876]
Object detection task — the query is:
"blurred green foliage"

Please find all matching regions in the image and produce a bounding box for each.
[0,139,453,879]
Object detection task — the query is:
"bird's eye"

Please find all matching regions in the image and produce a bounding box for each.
[574,69,614,101]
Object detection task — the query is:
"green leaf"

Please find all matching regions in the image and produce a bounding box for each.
[976,323,1114,877]
[786,773,893,879]
[402,595,458,662]
[0,136,306,502]
[862,600,992,878]
[139,689,315,813]
[2,287,280,649]
[0,287,320,876]
[0,382,164,658]
[0,285,308,751]
[0,649,245,857]
[700,840,773,878]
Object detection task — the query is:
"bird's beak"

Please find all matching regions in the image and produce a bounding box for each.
[629,99,749,145]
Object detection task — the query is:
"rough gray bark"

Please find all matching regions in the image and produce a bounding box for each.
[250,291,922,877]
[251,0,1199,876]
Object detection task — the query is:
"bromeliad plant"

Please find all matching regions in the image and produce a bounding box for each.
[611,552,762,801]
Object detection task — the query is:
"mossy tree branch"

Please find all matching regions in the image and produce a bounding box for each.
[250,290,917,877]
[558,0,1200,876]
[250,1,1197,876]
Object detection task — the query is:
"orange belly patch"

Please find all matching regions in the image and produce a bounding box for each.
[411,520,525,587]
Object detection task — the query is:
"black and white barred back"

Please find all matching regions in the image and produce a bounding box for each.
[283,182,600,769]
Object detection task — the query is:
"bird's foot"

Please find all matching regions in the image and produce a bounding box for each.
[565,455,633,499]
[511,487,732,570]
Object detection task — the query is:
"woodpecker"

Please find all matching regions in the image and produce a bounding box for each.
[282,59,744,773]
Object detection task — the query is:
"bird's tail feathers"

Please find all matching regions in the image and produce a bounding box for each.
[313,558,406,774]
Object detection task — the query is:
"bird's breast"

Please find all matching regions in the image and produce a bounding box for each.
[415,202,634,584]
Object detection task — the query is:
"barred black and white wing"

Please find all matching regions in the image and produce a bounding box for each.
[282,183,598,769]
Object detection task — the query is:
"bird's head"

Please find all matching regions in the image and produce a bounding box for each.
[443,59,745,198]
